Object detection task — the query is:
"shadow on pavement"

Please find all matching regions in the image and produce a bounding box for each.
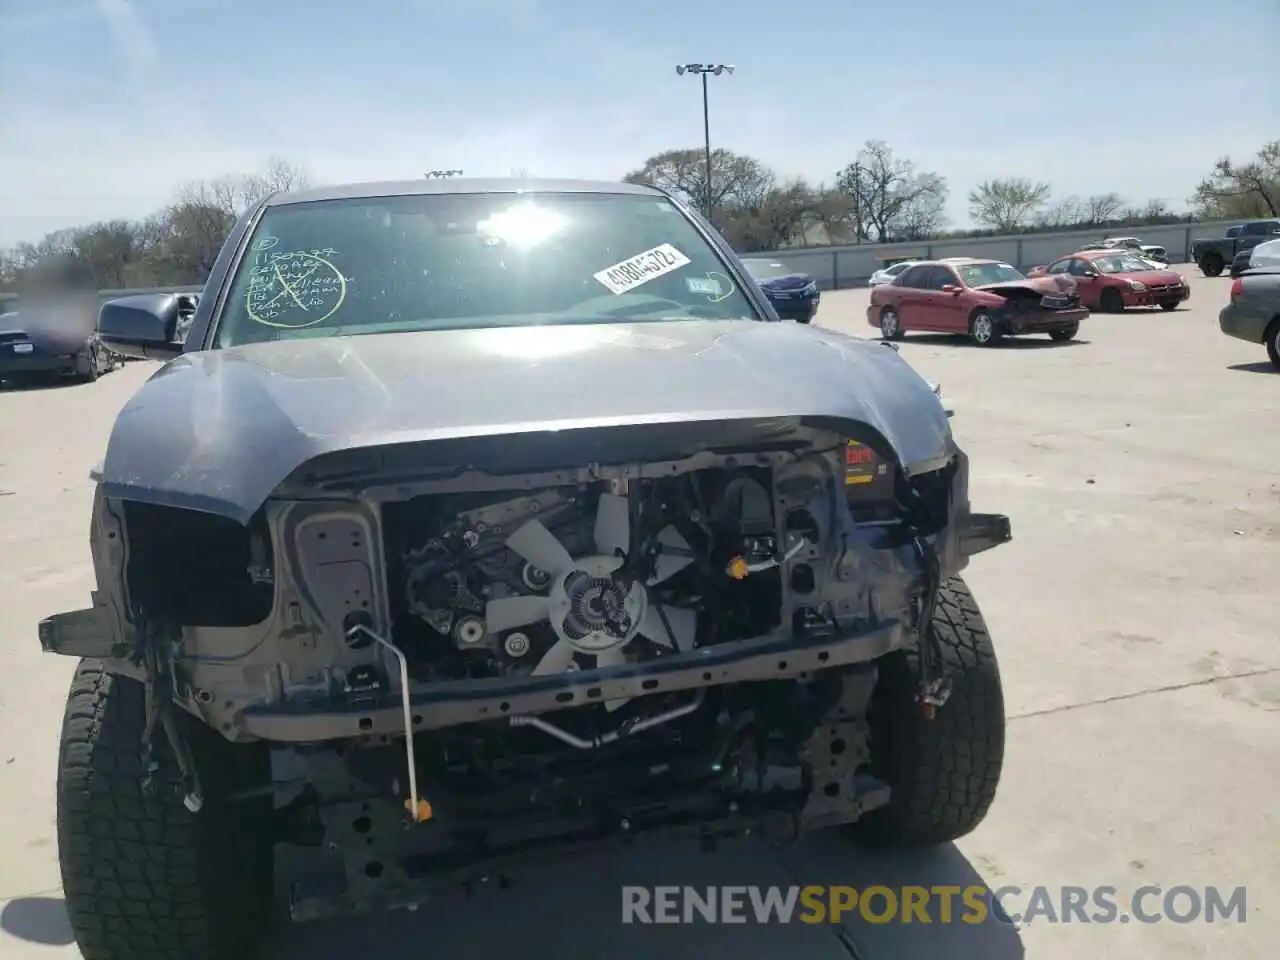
[262,832,1023,960]
[1226,361,1277,375]
[895,334,1089,350]
[0,896,76,946]
[0,839,1023,959]
[783,831,1025,959]
[0,377,79,393]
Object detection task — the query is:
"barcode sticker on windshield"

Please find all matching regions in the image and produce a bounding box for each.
[594,244,692,295]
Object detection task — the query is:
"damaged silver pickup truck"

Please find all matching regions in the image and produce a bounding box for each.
[41,177,1012,960]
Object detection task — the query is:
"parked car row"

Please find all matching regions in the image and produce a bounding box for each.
[1192,219,1280,277]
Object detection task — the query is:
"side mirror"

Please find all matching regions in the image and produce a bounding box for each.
[98,293,186,361]
[941,284,962,295]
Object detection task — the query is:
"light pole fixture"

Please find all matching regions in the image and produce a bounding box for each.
[675,63,734,221]
[425,169,464,179]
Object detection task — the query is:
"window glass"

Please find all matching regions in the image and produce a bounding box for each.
[897,265,931,287]
[955,262,1025,287]
[924,266,958,290]
[214,192,760,347]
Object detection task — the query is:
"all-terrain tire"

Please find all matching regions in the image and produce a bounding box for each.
[57,660,276,960]
[1200,254,1225,277]
[852,576,1005,847]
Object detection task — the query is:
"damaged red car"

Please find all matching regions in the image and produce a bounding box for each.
[1026,250,1189,313]
[867,258,1087,346]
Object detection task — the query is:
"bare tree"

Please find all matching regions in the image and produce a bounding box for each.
[1035,196,1086,229]
[968,177,1051,231]
[255,156,311,195]
[624,148,776,222]
[834,141,949,242]
[1191,141,1280,219]
[725,178,828,252]
[1084,192,1125,225]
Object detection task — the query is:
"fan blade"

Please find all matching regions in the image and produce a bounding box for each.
[484,595,551,632]
[532,638,577,675]
[594,492,630,557]
[648,526,694,585]
[637,603,697,651]
[506,519,574,578]
[595,646,631,712]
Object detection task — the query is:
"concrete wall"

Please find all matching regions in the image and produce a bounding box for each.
[0,220,1238,310]
[769,219,1237,290]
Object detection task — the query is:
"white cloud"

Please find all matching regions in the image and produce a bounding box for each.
[94,0,156,70]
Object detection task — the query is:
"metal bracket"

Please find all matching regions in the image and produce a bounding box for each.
[37,605,126,658]
[798,668,885,829]
[959,513,1013,556]
[345,625,428,824]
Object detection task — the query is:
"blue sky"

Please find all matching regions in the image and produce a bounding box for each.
[1,0,1277,246]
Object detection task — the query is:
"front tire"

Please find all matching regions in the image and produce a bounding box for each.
[1099,288,1125,313]
[1049,323,1078,342]
[853,577,1005,847]
[1266,318,1280,370]
[1200,254,1225,277]
[969,310,1001,347]
[57,661,275,960]
[75,344,101,383]
[879,306,903,340]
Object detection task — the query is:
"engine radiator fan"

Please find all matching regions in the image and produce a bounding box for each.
[484,493,696,711]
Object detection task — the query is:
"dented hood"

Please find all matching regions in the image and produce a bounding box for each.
[976,275,1077,298]
[97,321,952,523]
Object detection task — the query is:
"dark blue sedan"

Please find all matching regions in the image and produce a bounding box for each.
[740,257,821,323]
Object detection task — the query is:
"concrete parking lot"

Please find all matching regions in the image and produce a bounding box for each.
[0,272,1276,959]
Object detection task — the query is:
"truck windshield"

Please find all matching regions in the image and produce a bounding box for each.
[214,192,761,347]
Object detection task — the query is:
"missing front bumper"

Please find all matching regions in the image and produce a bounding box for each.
[238,618,905,741]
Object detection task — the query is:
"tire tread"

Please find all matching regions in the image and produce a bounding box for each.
[57,660,273,960]
[854,576,1005,847]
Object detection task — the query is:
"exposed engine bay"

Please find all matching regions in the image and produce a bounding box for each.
[384,471,785,715]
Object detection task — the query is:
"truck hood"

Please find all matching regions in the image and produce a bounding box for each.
[96,321,953,523]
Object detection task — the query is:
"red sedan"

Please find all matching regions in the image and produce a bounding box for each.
[1027,250,1190,312]
[866,258,1088,346]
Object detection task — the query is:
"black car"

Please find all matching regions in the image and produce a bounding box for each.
[740,256,821,323]
[0,307,120,386]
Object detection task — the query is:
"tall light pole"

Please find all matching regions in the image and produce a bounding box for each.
[425,169,463,179]
[675,63,734,222]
